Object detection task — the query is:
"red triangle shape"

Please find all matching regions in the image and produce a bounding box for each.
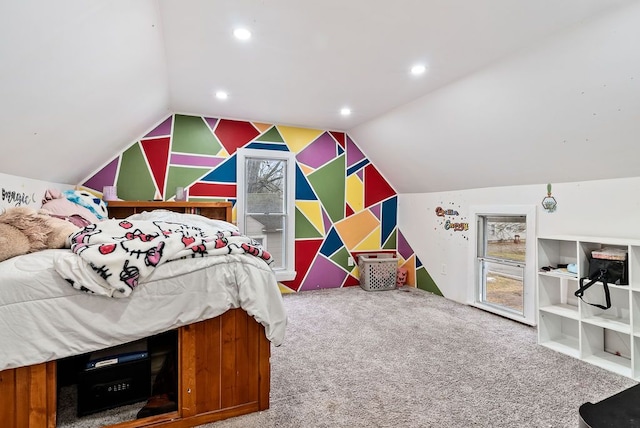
[345,203,355,217]
[330,131,346,148]
[214,119,260,155]
[281,239,323,292]
[364,164,396,208]
[343,275,361,287]
[141,137,170,198]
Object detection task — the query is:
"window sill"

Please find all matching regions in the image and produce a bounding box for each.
[470,301,535,326]
[275,270,296,282]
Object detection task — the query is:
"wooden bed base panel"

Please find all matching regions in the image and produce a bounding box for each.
[0,361,57,428]
[0,309,271,428]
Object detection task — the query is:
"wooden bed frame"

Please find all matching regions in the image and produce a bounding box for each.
[0,201,271,428]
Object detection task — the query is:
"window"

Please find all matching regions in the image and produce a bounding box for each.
[237,148,296,281]
[469,205,536,325]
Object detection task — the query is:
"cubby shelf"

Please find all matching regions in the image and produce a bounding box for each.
[537,235,640,380]
[539,303,579,320]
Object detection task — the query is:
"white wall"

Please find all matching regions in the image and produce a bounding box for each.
[0,172,72,210]
[400,177,640,302]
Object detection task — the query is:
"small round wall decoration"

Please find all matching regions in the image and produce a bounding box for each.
[542,183,557,213]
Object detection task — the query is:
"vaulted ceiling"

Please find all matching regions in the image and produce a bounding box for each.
[1,0,638,192]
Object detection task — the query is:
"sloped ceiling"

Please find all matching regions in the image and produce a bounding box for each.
[0,0,638,192]
[0,1,170,185]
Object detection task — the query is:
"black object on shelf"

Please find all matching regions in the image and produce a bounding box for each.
[77,340,151,417]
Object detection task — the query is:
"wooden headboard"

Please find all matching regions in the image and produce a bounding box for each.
[105,201,232,223]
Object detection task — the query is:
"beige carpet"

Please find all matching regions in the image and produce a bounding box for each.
[202,286,636,428]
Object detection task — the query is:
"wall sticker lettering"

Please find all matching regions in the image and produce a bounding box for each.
[435,204,469,240]
[1,188,36,207]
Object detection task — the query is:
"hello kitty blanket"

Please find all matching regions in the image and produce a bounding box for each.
[54,218,273,298]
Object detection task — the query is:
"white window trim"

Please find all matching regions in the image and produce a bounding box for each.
[237,148,296,282]
[468,204,537,325]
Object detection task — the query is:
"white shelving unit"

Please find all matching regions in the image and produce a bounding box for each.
[537,235,640,379]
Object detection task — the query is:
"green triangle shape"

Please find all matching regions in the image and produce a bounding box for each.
[416,266,443,296]
[256,126,285,143]
[295,207,323,239]
[172,114,221,155]
[307,155,345,223]
[383,229,397,250]
[330,247,352,271]
[117,143,157,200]
[165,166,212,200]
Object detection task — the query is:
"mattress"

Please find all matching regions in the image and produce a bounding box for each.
[0,248,287,372]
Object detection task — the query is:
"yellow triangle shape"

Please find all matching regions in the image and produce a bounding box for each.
[216,147,230,158]
[278,125,324,153]
[296,201,324,235]
[346,174,364,213]
[354,226,382,251]
[278,283,296,294]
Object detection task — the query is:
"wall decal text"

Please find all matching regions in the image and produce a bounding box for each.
[1,188,36,207]
[444,220,469,231]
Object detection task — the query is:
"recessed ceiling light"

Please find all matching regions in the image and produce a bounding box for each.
[340,107,351,116]
[215,91,228,100]
[233,28,252,40]
[411,64,427,75]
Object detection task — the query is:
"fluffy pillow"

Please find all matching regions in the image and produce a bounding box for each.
[41,198,100,224]
[63,190,108,220]
[0,207,79,262]
[0,223,31,262]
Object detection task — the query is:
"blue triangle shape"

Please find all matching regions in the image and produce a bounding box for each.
[201,155,237,183]
[295,164,317,200]
[319,227,344,257]
[381,196,398,244]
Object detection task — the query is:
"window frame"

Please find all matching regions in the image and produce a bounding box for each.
[236,148,296,281]
[468,205,537,325]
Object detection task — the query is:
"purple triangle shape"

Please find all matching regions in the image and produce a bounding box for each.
[145,116,173,138]
[397,230,413,260]
[204,117,219,130]
[346,135,366,168]
[82,157,119,192]
[369,203,381,220]
[322,207,332,234]
[300,255,348,291]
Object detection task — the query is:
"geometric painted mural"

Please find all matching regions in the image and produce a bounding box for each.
[81,113,442,295]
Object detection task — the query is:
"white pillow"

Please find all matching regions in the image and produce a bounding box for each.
[126,209,239,233]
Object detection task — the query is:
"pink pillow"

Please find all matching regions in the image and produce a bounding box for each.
[41,198,101,224]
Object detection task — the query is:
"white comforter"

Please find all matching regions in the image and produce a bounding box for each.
[0,247,287,372]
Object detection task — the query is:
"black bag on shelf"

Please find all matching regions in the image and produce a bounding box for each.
[574,256,628,310]
[588,257,628,286]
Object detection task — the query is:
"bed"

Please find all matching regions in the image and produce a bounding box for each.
[0,201,286,428]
